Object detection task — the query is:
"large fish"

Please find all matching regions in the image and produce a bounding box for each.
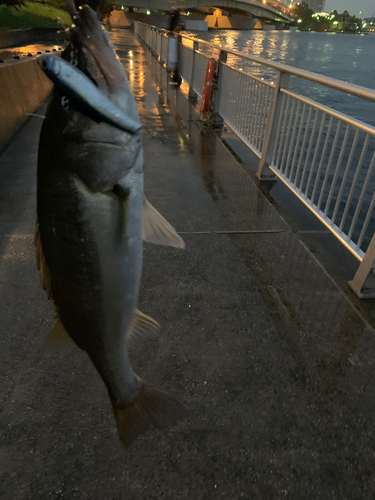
[36,3,186,448]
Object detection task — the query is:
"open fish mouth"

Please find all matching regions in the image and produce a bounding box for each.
[66,1,125,91]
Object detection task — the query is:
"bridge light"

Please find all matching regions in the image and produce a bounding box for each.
[147,10,150,15]
[263,0,266,4]
[297,18,302,23]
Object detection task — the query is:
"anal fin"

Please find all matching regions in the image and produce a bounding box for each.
[142,198,185,249]
[127,309,160,346]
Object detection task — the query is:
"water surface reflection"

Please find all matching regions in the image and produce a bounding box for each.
[183,30,375,125]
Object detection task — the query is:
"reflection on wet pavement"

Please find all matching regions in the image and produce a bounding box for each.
[2,28,375,500]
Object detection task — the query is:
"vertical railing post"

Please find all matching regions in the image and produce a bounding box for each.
[189,41,199,102]
[256,71,290,181]
[349,234,375,298]
[167,34,178,73]
[213,49,227,130]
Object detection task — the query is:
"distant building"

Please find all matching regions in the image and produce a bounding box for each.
[334,10,357,31]
[337,10,351,22]
[363,16,375,32]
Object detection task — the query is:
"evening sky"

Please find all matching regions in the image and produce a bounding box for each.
[325,0,375,17]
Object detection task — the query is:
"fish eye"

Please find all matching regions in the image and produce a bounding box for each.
[41,59,48,69]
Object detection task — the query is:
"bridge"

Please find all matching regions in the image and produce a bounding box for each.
[116,0,295,24]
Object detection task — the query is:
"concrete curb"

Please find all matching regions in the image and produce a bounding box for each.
[0,28,64,49]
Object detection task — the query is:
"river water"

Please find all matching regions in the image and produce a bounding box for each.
[183,30,375,127]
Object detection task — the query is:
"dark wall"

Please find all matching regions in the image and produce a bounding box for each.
[0,58,52,152]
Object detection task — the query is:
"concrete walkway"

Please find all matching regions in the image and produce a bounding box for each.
[1,29,375,499]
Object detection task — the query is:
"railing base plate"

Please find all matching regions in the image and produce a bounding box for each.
[348,279,375,299]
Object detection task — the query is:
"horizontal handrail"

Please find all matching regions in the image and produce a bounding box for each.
[221,63,275,88]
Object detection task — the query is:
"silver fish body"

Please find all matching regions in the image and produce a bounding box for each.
[38,120,144,404]
[36,4,185,448]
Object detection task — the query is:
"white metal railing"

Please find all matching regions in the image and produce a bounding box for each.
[134,21,375,298]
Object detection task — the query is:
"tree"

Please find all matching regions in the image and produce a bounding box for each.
[45,0,67,10]
[291,2,317,31]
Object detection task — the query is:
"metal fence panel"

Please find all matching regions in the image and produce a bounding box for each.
[217,65,274,157]
[269,90,375,257]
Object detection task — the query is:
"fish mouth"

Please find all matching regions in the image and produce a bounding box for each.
[66,1,124,91]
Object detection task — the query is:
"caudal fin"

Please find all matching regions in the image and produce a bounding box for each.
[112,383,187,448]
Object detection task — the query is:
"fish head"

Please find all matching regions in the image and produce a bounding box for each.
[66,4,127,95]
[44,3,141,152]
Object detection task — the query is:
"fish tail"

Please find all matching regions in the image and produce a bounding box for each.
[111,383,187,448]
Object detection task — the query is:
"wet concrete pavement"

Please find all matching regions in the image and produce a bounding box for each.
[2,29,375,499]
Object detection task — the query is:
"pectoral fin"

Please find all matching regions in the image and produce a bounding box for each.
[127,309,160,346]
[142,198,185,249]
